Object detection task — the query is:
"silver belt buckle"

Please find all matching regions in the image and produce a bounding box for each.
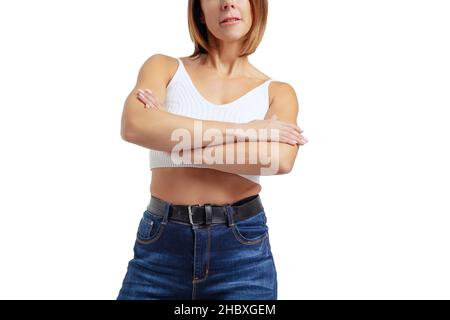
[188,204,201,225]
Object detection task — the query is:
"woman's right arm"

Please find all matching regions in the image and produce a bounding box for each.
[121,54,303,153]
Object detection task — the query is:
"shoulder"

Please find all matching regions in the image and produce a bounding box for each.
[268,81,299,108]
[141,53,179,67]
[138,53,180,85]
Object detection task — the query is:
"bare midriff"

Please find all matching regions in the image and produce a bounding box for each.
[150,167,261,206]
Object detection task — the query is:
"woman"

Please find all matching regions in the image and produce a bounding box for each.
[117,0,308,300]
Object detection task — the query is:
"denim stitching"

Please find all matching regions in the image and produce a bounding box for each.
[225,205,235,227]
[192,225,211,283]
[230,211,268,245]
[192,281,197,300]
[231,226,268,245]
[137,218,153,239]
[135,224,166,244]
[192,225,198,281]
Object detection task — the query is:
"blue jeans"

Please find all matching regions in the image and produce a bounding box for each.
[116,198,277,300]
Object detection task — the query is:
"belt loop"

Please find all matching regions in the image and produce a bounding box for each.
[205,204,212,226]
[224,204,235,227]
[162,201,171,225]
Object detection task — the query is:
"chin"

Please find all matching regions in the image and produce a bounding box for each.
[220,33,247,41]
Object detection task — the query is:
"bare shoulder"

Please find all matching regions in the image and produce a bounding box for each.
[127,53,182,106]
[263,80,300,128]
[138,53,180,85]
[141,53,178,66]
[268,81,298,108]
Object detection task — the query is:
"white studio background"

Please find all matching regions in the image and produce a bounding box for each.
[0,0,449,300]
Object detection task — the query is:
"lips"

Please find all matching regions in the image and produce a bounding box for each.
[220,17,241,23]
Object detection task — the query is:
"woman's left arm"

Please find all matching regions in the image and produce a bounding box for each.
[179,82,305,176]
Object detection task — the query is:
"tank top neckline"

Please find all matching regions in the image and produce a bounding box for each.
[177,57,272,107]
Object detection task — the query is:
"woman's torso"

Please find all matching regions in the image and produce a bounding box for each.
[150,55,273,205]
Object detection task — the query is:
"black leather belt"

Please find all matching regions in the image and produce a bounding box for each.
[147,194,264,225]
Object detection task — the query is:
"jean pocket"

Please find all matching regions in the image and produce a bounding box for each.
[231,211,269,245]
[136,210,165,244]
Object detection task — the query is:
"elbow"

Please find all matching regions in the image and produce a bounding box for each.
[120,117,138,143]
[277,159,294,175]
[273,144,297,175]
[121,127,135,142]
[277,146,299,174]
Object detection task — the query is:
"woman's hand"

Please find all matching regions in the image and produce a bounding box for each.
[243,115,308,146]
[136,88,167,110]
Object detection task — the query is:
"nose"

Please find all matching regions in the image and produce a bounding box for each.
[221,0,236,10]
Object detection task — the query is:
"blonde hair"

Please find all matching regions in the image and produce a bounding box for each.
[187,0,269,58]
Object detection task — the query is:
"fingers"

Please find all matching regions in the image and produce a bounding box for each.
[281,123,306,144]
[146,94,160,109]
[281,127,308,145]
[282,122,303,134]
[269,129,308,145]
[137,89,155,109]
[286,132,307,145]
[279,125,305,144]
[269,115,302,133]
[274,117,302,137]
[265,116,308,145]
[281,135,299,146]
[137,89,161,109]
[142,89,159,109]
[282,132,308,145]
[137,95,155,109]
[290,123,303,134]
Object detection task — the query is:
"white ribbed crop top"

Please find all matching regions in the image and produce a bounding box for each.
[149,57,273,185]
